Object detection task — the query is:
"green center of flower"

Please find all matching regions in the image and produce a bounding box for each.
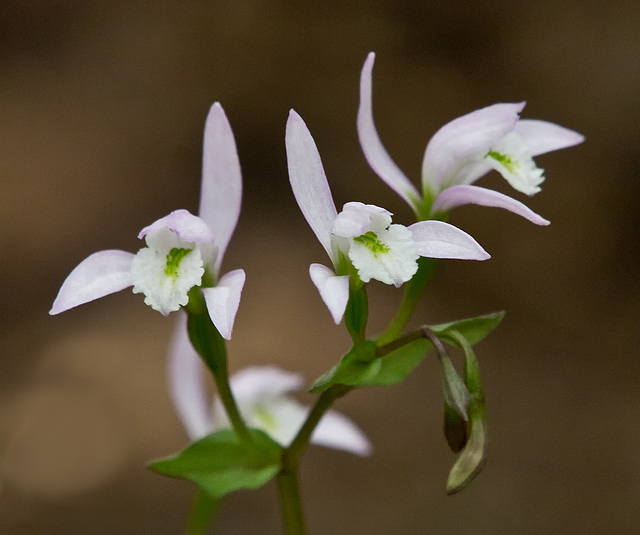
[254,405,277,433]
[164,248,193,278]
[354,231,390,256]
[487,150,518,172]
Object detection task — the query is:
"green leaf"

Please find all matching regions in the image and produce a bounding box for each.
[368,338,431,386]
[430,311,505,346]
[148,429,282,499]
[445,332,489,495]
[309,341,379,393]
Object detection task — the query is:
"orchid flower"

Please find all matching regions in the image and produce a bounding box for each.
[285,109,490,324]
[50,103,245,340]
[168,318,371,455]
[358,52,585,224]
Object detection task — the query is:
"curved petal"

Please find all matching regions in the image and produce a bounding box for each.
[286,109,338,263]
[432,185,550,226]
[167,312,213,440]
[357,52,420,211]
[309,263,350,324]
[138,209,213,243]
[229,366,305,402]
[199,102,243,272]
[311,409,372,456]
[408,221,490,261]
[422,102,525,191]
[513,119,585,156]
[50,250,134,315]
[202,269,246,340]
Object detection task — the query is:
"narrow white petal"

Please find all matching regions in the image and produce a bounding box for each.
[513,119,585,156]
[202,269,246,340]
[167,312,213,440]
[50,250,134,315]
[286,110,339,263]
[229,366,305,402]
[422,102,525,191]
[357,52,420,210]
[309,264,350,324]
[409,220,490,260]
[199,103,243,272]
[311,409,372,456]
[432,185,549,226]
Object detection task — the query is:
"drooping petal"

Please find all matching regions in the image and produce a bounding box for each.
[199,102,243,272]
[229,366,305,402]
[421,102,525,192]
[408,221,490,261]
[167,312,213,440]
[357,52,420,211]
[432,185,550,226]
[50,250,134,315]
[286,109,339,263]
[309,263,350,324]
[513,119,585,156]
[311,409,372,456]
[138,209,213,244]
[202,269,246,340]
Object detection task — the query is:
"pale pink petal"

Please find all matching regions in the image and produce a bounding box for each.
[309,263,350,324]
[513,119,585,156]
[286,110,339,263]
[332,201,392,238]
[138,209,213,243]
[199,102,243,272]
[167,312,213,440]
[357,52,420,211]
[202,269,246,340]
[50,250,134,315]
[421,102,525,191]
[311,409,372,456]
[229,366,305,402]
[408,221,490,260]
[432,185,550,226]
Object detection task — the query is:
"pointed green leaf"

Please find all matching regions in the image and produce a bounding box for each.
[368,338,432,386]
[148,429,282,498]
[443,403,467,453]
[440,356,469,421]
[431,311,505,346]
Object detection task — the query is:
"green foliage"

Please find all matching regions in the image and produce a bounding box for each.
[311,311,504,393]
[148,429,282,499]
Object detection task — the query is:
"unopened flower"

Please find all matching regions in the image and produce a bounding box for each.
[285,109,489,323]
[358,52,585,223]
[50,103,245,339]
[168,319,371,455]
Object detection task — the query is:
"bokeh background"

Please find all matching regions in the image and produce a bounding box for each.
[1,1,639,533]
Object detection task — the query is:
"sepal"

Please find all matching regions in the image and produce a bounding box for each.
[148,429,282,499]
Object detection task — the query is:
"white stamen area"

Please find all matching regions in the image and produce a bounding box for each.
[332,202,419,287]
[131,226,204,315]
[485,132,545,196]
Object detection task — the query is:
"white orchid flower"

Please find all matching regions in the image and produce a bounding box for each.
[285,109,490,324]
[358,52,585,224]
[50,103,245,340]
[168,319,371,456]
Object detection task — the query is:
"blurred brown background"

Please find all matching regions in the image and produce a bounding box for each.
[1,1,638,533]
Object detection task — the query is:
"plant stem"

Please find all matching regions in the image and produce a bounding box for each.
[378,257,437,345]
[276,467,306,535]
[186,490,219,535]
[276,385,347,535]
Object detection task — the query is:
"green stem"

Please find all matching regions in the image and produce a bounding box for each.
[186,490,219,535]
[377,257,437,345]
[276,468,306,535]
[276,385,347,535]
[186,308,252,444]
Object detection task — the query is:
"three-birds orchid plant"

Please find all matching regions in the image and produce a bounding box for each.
[49,52,584,535]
